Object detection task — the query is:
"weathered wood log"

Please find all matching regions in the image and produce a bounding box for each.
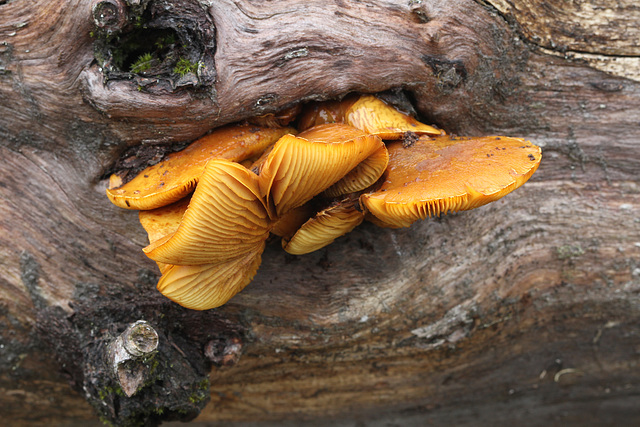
[1,0,639,425]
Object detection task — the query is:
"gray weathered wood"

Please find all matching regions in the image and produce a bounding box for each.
[0,0,639,425]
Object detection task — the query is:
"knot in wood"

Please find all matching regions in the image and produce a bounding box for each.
[107,320,159,396]
[122,320,159,357]
[205,336,243,367]
[92,0,128,33]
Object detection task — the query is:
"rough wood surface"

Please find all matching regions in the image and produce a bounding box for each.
[1,0,639,425]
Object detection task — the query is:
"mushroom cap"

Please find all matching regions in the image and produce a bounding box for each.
[282,198,365,255]
[298,94,442,140]
[323,141,389,198]
[345,95,443,139]
[106,125,294,210]
[258,123,385,217]
[360,135,542,228]
[143,159,271,265]
[156,246,264,310]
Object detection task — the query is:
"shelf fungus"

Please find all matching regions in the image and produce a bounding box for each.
[107,94,541,310]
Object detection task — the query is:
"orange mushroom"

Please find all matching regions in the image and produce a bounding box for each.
[138,196,190,245]
[249,103,302,128]
[135,124,387,309]
[138,196,191,274]
[282,198,364,255]
[106,124,294,210]
[345,94,443,139]
[296,98,355,130]
[270,203,316,238]
[136,159,271,310]
[258,123,386,217]
[103,96,543,311]
[156,249,264,310]
[323,142,388,198]
[298,94,443,139]
[143,159,270,266]
[360,135,542,228]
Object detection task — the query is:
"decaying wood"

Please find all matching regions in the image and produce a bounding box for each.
[1,0,639,425]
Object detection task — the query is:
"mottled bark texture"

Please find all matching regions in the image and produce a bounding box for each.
[0,0,639,425]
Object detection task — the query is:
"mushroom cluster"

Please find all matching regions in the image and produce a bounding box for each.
[106,94,541,310]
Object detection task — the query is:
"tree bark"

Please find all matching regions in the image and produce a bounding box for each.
[1,0,639,425]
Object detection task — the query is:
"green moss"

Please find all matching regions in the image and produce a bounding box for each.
[101,27,177,72]
[99,415,114,426]
[188,379,210,404]
[173,57,198,76]
[188,391,207,404]
[130,53,154,73]
[98,384,125,400]
[148,357,160,374]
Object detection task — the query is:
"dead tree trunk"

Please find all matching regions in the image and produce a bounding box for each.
[1,0,639,425]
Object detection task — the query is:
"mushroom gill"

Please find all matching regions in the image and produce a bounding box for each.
[137,159,271,310]
[143,159,270,266]
[138,196,191,274]
[138,196,190,246]
[124,121,389,309]
[157,249,264,311]
[323,139,389,198]
[345,94,443,139]
[282,197,365,255]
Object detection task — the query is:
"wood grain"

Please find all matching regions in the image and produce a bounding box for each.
[0,0,639,425]
[486,0,640,81]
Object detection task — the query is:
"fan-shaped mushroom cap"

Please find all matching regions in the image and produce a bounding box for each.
[282,198,365,255]
[323,142,389,198]
[345,95,442,139]
[258,123,385,217]
[106,125,294,210]
[361,135,542,228]
[143,159,271,265]
[156,247,264,310]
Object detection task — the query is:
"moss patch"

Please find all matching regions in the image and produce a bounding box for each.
[173,57,198,77]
